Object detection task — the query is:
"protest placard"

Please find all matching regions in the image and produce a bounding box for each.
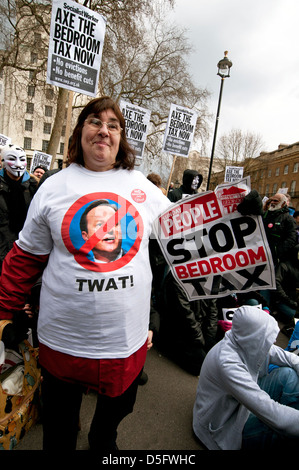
[153,181,275,300]
[224,165,244,183]
[120,101,151,159]
[162,103,198,157]
[47,0,106,96]
[221,304,262,323]
[30,151,53,173]
[277,187,288,194]
[0,134,11,147]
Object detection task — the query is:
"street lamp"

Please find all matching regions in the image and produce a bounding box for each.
[206,51,233,190]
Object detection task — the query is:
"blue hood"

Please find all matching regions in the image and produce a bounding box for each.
[0,168,31,182]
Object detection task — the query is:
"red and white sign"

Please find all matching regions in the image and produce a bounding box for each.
[153,181,275,300]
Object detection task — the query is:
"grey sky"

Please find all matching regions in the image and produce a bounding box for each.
[170,0,299,153]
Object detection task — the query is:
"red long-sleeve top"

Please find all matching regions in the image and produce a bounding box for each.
[0,243,147,397]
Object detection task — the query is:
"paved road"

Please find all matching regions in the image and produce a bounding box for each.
[15,327,289,452]
[16,345,203,451]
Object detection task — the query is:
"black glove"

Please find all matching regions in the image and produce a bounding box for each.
[237,189,263,216]
[2,311,29,351]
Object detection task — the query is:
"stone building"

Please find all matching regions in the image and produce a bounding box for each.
[0,2,80,171]
[0,65,67,170]
[210,142,299,210]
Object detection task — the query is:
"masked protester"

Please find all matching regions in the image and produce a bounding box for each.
[168,169,203,202]
[0,144,38,272]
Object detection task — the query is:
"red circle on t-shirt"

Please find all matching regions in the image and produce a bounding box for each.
[61,192,144,272]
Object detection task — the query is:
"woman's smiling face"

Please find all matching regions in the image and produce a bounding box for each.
[81,109,121,172]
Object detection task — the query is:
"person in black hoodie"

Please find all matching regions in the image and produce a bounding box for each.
[157,269,218,376]
[168,169,203,202]
[0,144,37,273]
[273,244,299,337]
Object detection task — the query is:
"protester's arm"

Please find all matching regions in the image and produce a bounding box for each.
[0,243,49,319]
[268,344,299,375]
[279,217,297,257]
[0,243,48,348]
[221,359,299,437]
[237,190,263,215]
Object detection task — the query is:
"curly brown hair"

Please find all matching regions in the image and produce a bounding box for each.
[68,96,136,170]
[147,173,162,187]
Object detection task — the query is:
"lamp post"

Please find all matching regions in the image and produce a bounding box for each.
[206,51,232,190]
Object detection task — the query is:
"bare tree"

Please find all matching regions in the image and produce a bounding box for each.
[99,7,210,160]
[215,128,265,172]
[0,0,210,168]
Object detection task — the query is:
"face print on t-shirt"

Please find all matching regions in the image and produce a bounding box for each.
[61,192,144,272]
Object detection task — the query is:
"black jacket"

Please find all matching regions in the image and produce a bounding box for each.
[159,271,218,350]
[0,169,37,270]
[274,245,299,309]
[262,206,297,265]
[168,169,203,202]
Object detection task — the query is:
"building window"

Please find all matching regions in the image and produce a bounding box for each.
[273,183,278,194]
[34,33,41,44]
[293,162,299,173]
[265,184,270,196]
[24,137,32,150]
[275,168,280,176]
[290,180,296,196]
[45,106,53,117]
[268,169,272,177]
[27,85,35,97]
[60,142,65,155]
[31,52,38,64]
[42,140,49,152]
[281,181,287,188]
[29,71,35,81]
[43,123,51,134]
[46,88,54,100]
[61,125,66,137]
[26,102,34,114]
[284,165,289,175]
[25,120,33,131]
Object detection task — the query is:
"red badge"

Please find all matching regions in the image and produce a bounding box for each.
[131,189,146,203]
[268,223,273,228]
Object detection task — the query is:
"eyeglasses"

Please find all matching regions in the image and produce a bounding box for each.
[85,117,123,134]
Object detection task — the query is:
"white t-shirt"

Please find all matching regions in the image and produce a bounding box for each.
[17,164,171,359]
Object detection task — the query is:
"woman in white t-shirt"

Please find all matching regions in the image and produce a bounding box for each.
[0,96,171,451]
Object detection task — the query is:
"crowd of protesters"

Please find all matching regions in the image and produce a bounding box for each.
[0,96,299,451]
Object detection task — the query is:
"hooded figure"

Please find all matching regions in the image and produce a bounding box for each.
[193,306,299,450]
[0,144,37,271]
[168,169,202,202]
